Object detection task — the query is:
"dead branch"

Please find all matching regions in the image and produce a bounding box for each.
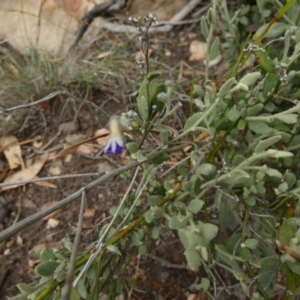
[70,0,128,50]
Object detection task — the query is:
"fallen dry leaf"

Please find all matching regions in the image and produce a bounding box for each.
[98,50,114,60]
[95,128,109,146]
[0,135,22,169]
[33,138,43,149]
[64,154,73,163]
[77,144,94,155]
[0,153,48,191]
[29,241,62,254]
[83,208,96,218]
[34,180,58,189]
[47,218,60,228]
[189,40,207,61]
[58,121,77,133]
[49,163,62,176]
[41,201,61,220]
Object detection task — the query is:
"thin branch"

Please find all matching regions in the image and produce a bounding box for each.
[0,173,102,189]
[61,190,86,300]
[69,0,128,50]
[73,165,141,286]
[0,144,187,243]
[0,91,68,113]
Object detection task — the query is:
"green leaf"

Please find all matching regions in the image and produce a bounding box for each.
[131,231,141,246]
[246,103,264,116]
[152,207,164,218]
[145,210,154,223]
[194,84,205,96]
[197,163,216,176]
[239,247,251,261]
[254,135,281,153]
[274,114,298,124]
[151,226,160,239]
[264,168,282,178]
[237,119,246,130]
[35,261,60,277]
[262,73,279,97]
[150,82,167,115]
[287,261,300,276]
[245,238,259,249]
[220,169,250,184]
[184,112,203,131]
[184,247,201,270]
[265,149,294,158]
[76,278,88,299]
[200,16,209,39]
[239,72,261,87]
[219,197,234,231]
[244,196,256,206]
[138,244,148,255]
[159,130,169,145]
[218,77,236,100]
[278,181,288,192]
[126,142,138,154]
[148,195,163,206]
[178,229,190,249]
[138,95,149,122]
[147,70,164,81]
[285,172,296,188]
[188,199,204,214]
[152,153,169,164]
[259,256,279,270]
[228,106,240,122]
[136,150,147,162]
[39,250,57,262]
[86,261,97,279]
[168,215,189,229]
[278,223,295,245]
[248,121,271,134]
[17,283,35,293]
[199,278,210,292]
[232,154,246,167]
[253,41,276,73]
[209,37,220,61]
[70,288,81,300]
[197,223,218,241]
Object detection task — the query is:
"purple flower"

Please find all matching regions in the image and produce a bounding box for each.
[104,116,125,155]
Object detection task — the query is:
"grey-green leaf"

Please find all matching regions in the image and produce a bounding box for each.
[218,77,236,100]
[126,142,139,154]
[254,135,281,153]
[35,261,60,277]
[138,95,149,121]
[274,114,298,124]
[248,121,271,134]
[76,279,88,299]
[184,247,201,270]
[228,106,240,122]
[209,37,220,61]
[184,112,203,131]
[188,199,204,214]
[245,238,259,249]
[201,16,209,39]
[239,72,261,87]
[200,278,210,292]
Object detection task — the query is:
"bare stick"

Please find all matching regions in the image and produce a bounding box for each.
[0,91,68,114]
[61,190,86,300]
[73,165,141,286]
[70,0,128,50]
[0,144,187,243]
[0,173,101,189]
